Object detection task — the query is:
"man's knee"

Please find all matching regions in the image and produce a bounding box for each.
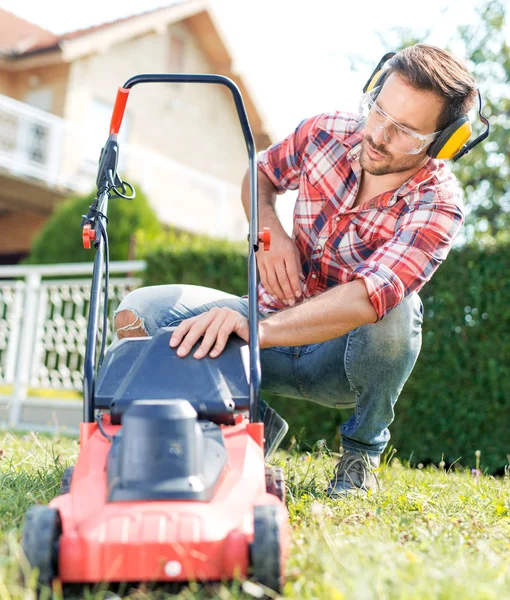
[114,309,149,339]
[355,294,422,360]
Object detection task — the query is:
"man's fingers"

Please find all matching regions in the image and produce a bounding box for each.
[193,310,229,359]
[209,318,234,357]
[275,262,296,305]
[258,264,276,299]
[284,253,305,299]
[173,311,217,357]
[169,316,198,347]
[265,267,288,304]
[286,252,304,298]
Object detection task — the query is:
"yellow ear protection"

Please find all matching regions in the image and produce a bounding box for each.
[362,52,490,162]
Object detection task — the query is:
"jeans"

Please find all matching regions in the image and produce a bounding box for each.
[114,284,423,457]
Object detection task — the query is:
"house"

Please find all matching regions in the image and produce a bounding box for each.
[0,0,275,263]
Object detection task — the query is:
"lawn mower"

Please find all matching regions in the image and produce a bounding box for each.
[20,74,289,596]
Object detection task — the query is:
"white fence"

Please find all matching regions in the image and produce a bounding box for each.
[0,261,145,432]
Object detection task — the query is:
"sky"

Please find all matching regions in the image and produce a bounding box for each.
[0,0,484,138]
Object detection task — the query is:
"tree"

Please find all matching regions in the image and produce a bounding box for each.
[360,0,509,245]
[452,0,510,245]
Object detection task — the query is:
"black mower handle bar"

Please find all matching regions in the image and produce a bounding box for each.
[84,74,262,424]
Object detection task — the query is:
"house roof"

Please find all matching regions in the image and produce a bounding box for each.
[0,0,275,144]
[0,3,187,57]
[0,9,59,56]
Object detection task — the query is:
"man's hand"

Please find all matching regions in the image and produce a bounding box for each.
[169,307,249,359]
[257,230,303,306]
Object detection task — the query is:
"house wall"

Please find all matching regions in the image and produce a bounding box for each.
[0,210,48,256]
[64,23,249,186]
[0,71,13,97]
[7,63,69,116]
[61,23,250,237]
[0,17,260,258]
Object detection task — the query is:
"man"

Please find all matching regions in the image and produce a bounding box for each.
[114,44,480,496]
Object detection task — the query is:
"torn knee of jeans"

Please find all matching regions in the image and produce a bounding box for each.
[114,309,149,338]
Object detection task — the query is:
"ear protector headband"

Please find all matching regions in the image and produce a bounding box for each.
[362,52,490,162]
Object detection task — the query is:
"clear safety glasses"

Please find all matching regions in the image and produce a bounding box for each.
[359,88,441,155]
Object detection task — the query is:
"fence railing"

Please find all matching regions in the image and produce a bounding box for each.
[0,261,145,431]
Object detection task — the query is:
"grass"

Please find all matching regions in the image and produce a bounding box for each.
[0,432,509,599]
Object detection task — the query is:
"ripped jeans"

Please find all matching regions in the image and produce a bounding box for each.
[114,284,423,457]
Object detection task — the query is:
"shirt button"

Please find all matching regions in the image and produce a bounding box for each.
[311,273,317,279]
[388,198,397,207]
[316,244,322,251]
[335,216,340,222]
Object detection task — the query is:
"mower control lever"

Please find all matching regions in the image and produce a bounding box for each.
[82,224,96,249]
[258,227,271,251]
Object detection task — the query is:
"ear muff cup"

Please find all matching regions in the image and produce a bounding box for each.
[427,115,472,159]
[363,69,390,94]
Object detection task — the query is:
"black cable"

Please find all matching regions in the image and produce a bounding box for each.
[97,217,109,369]
[83,168,134,369]
[96,411,113,442]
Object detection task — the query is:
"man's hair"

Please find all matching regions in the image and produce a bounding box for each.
[388,44,478,129]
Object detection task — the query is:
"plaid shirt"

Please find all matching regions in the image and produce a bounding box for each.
[257,112,465,321]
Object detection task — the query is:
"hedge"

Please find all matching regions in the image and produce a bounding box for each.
[143,241,510,472]
[26,186,162,264]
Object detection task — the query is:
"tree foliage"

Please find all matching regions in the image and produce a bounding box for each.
[373,0,509,245]
[452,0,510,244]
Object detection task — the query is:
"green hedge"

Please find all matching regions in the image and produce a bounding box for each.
[142,235,247,296]
[26,187,162,264]
[143,242,510,472]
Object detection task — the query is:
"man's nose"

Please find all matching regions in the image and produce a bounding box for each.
[371,123,390,145]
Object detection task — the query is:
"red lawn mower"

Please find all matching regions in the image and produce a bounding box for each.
[21,74,289,596]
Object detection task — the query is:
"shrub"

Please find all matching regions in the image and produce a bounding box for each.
[26,185,162,264]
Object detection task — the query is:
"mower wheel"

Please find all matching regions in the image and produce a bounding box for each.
[59,466,74,495]
[265,466,286,503]
[250,505,282,595]
[21,505,62,592]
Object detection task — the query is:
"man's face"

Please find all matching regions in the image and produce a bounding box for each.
[359,73,444,176]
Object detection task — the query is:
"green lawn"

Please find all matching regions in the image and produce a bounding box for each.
[0,432,509,599]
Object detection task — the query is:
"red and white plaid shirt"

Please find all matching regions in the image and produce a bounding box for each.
[257,112,465,321]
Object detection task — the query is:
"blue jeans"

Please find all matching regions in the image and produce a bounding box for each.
[114,284,423,457]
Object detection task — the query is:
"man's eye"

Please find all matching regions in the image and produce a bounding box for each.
[397,128,412,139]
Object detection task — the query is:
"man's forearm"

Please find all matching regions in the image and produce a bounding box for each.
[241,168,286,233]
[259,279,378,347]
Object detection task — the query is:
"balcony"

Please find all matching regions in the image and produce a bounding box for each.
[0,93,246,240]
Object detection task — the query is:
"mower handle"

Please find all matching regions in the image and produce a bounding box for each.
[86,74,263,424]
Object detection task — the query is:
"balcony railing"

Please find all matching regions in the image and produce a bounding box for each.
[0,93,246,240]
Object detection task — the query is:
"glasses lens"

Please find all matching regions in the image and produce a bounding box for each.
[359,91,435,155]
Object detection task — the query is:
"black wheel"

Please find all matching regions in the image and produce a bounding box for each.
[265,466,286,503]
[250,505,283,595]
[21,505,62,593]
[59,466,74,495]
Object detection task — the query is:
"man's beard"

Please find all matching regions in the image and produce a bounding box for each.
[360,135,425,176]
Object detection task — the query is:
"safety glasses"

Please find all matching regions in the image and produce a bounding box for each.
[359,88,441,155]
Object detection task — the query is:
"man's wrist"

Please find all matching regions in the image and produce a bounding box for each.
[258,318,274,349]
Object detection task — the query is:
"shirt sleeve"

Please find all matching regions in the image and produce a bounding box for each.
[349,193,465,321]
[257,115,321,193]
